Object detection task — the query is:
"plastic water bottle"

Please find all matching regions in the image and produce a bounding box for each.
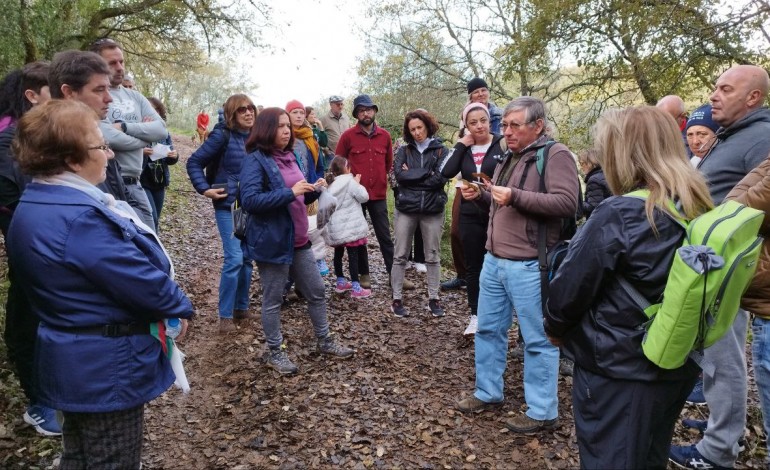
[165,318,182,339]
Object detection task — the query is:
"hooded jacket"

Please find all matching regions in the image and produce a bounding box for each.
[323,173,369,246]
[393,138,450,214]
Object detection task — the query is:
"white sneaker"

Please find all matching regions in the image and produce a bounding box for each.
[463,315,478,336]
[413,262,427,273]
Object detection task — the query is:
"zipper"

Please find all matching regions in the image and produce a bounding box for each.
[710,236,762,316]
[696,205,743,246]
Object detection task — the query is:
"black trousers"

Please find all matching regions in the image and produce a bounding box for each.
[459,218,488,315]
[361,199,394,274]
[333,245,369,282]
[60,406,144,470]
[572,365,697,469]
[3,265,38,402]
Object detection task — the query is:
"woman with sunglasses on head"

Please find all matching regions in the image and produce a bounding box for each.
[239,107,354,375]
[187,94,258,333]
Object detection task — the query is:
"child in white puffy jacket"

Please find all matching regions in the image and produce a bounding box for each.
[322,156,371,298]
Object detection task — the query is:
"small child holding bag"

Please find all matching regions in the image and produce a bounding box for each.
[322,156,371,298]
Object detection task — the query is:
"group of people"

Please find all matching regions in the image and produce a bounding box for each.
[3,36,770,469]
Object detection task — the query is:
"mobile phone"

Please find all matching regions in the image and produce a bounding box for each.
[211,183,228,191]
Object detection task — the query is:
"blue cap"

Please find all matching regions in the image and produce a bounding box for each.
[686,104,719,133]
[352,94,378,117]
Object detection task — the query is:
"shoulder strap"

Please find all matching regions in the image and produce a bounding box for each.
[624,189,688,230]
[536,140,557,306]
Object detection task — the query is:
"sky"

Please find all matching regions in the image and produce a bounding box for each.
[242,0,372,110]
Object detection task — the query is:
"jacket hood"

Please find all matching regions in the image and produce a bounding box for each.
[718,107,770,139]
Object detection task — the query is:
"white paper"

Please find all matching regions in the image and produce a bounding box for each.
[150,143,171,161]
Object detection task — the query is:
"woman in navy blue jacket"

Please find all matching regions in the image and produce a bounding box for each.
[240,107,353,375]
[187,94,257,333]
[8,100,194,468]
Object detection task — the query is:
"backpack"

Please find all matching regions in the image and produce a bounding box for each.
[618,190,763,369]
[204,125,231,185]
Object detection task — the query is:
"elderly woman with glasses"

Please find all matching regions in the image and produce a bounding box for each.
[187,93,258,333]
[7,99,194,468]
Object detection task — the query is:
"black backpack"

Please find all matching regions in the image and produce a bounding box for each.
[204,125,231,185]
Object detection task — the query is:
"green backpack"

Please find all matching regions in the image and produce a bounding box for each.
[619,190,763,370]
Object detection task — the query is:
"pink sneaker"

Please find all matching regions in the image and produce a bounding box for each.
[350,286,371,298]
[335,280,353,293]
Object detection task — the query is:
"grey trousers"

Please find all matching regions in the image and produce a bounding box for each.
[391,210,444,300]
[257,246,329,349]
[697,308,749,466]
[124,182,156,229]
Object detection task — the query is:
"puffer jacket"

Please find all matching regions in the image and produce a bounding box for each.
[545,196,700,381]
[582,166,612,219]
[393,138,449,214]
[187,124,250,210]
[323,174,369,246]
[726,157,770,318]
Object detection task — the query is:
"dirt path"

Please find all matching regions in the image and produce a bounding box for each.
[1,134,767,468]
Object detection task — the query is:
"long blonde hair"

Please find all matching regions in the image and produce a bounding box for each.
[594,106,713,231]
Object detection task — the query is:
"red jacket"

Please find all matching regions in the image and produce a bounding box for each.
[196,112,209,131]
[336,124,393,201]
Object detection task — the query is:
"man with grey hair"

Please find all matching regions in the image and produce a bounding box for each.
[455,96,580,433]
[320,95,350,153]
[670,64,770,470]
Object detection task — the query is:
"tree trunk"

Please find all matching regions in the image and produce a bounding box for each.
[19,0,38,63]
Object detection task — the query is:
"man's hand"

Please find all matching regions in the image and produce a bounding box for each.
[203,188,227,200]
[460,183,480,200]
[547,335,563,348]
[490,185,513,205]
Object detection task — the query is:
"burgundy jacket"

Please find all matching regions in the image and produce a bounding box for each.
[336,124,393,201]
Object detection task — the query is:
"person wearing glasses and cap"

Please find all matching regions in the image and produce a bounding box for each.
[320,95,350,153]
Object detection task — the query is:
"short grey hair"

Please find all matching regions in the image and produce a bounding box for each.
[503,96,547,131]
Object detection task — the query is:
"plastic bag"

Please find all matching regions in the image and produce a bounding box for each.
[316,187,337,230]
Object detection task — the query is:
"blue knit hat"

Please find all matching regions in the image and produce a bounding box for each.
[686,104,719,133]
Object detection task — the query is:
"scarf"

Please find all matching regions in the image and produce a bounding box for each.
[293,124,320,164]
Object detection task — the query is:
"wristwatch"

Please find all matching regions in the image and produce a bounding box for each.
[121,122,127,133]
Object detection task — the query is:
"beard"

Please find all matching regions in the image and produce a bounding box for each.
[358,117,374,126]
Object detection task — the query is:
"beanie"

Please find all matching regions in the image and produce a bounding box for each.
[467,77,489,95]
[285,99,304,114]
[686,104,719,133]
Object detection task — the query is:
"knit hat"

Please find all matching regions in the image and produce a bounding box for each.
[461,102,489,127]
[467,77,489,95]
[285,99,304,114]
[686,104,719,133]
[352,94,378,117]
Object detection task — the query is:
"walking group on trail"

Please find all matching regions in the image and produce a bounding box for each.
[1,37,770,469]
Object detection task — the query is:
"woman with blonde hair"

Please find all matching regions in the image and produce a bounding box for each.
[544,106,713,469]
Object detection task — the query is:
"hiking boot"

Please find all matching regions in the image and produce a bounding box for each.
[23,405,62,436]
[219,318,237,334]
[559,358,574,377]
[682,418,707,433]
[286,289,299,302]
[391,300,410,318]
[335,279,353,293]
[359,274,371,289]
[441,277,466,290]
[456,395,503,413]
[317,334,354,359]
[350,283,371,298]
[686,378,706,405]
[669,444,729,469]
[413,262,427,273]
[505,412,559,433]
[463,315,478,336]
[316,259,330,276]
[427,299,445,317]
[264,347,298,375]
[233,309,257,321]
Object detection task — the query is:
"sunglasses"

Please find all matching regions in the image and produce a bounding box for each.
[236,105,256,115]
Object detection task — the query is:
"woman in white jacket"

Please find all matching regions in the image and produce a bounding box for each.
[323,156,371,298]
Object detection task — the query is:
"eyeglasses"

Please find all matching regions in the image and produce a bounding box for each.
[358,108,375,115]
[236,105,256,115]
[501,121,533,131]
[89,144,112,151]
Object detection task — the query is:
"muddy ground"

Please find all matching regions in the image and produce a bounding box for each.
[0,135,767,469]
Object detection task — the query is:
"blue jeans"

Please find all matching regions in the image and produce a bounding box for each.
[474,253,559,420]
[214,209,253,319]
[143,188,165,232]
[752,316,770,458]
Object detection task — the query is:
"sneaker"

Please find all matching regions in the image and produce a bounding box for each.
[316,259,330,276]
[669,444,729,469]
[264,347,298,375]
[350,284,371,298]
[413,262,427,273]
[23,405,62,436]
[559,358,574,377]
[317,334,354,358]
[686,378,706,405]
[360,274,372,289]
[427,299,445,317]
[391,300,410,318]
[463,315,478,336]
[335,279,353,293]
[505,412,559,433]
[682,418,707,433]
[440,277,467,290]
[219,318,237,334]
[456,395,503,413]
